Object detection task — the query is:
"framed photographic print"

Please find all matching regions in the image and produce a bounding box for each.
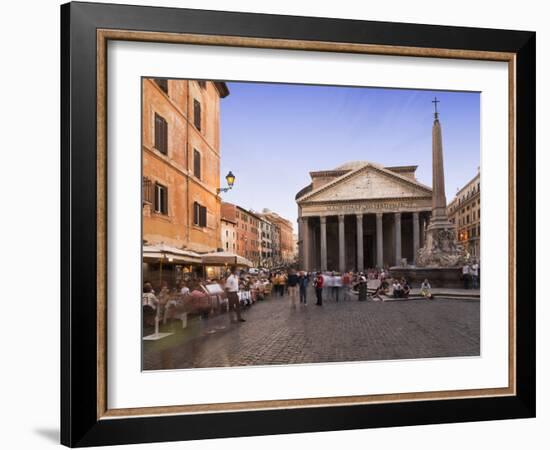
[61,1,536,447]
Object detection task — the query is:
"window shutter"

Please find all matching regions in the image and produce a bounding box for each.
[193,202,199,225]
[154,78,168,94]
[162,118,167,154]
[161,186,167,214]
[193,99,201,131]
[154,114,160,149]
[193,149,201,179]
[200,205,207,227]
[154,113,168,154]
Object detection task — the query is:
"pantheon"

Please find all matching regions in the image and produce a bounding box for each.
[295,161,433,272]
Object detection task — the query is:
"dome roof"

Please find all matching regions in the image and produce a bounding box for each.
[335,161,371,170]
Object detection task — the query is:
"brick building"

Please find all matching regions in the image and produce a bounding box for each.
[221,202,262,265]
[142,78,229,251]
[142,78,229,284]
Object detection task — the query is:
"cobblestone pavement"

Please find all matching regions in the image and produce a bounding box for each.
[143,288,480,370]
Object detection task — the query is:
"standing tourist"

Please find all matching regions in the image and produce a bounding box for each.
[277,272,286,297]
[471,259,480,289]
[462,263,471,289]
[356,276,368,301]
[287,269,299,308]
[314,272,324,306]
[342,271,352,301]
[298,271,308,305]
[270,272,278,296]
[225,266,245,323]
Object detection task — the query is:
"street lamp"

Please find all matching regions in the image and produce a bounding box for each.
[217,171,235,194]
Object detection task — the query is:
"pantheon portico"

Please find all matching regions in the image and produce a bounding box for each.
[296,161,433,272]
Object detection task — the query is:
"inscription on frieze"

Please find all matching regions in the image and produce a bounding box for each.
[327,200,422,211]
[301,199,431,216]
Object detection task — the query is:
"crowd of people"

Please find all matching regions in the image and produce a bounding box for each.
[461,259,480,289]
[142,266,444,333]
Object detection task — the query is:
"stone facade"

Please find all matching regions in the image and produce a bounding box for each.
[260,209,295,265]
[447,170,481,258]
[221,217,237,253]
[142,78,229,253]
[258,216,275,268]
[296,161,433,271]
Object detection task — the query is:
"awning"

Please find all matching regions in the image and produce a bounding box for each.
[142,243,202,264]
[201,251,253,268]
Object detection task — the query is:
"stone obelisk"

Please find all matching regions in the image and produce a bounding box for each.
[428,97,452,230]
[391,97,468,285]
[415,97,467,268]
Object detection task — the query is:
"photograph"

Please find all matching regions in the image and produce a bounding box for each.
[141,78,481,371]
[55,1,536,446]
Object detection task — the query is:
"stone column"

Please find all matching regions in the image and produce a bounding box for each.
[300,217,310,271]
[394,212,402,265]
[376,213,383,268]
[338,215,346,273]
[412,212,420,264]
[356,214,364,273]
[320,216,327,272]
[419,214,426,248]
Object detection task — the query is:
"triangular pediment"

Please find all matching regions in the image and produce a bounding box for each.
[299,164,431,203]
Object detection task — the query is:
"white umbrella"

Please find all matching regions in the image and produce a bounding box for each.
[201,251,253,268]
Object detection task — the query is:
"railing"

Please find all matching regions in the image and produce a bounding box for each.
[143,177,154,205]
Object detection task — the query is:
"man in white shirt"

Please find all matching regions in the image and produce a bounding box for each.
[462,264,471,289]
[332,272,342,302]
[180,284,190,296]
[225,267,245,323]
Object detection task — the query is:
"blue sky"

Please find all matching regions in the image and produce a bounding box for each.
[219,82,480,232]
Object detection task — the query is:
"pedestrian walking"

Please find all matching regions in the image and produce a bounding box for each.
[324,271,334,300]
[225,266,245,323]
[298,271,308,305]
[314,272,324,306]
[332,272,342,302]
[287,269,299,308]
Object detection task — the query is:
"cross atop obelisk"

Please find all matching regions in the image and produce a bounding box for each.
[432,96,440,119]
